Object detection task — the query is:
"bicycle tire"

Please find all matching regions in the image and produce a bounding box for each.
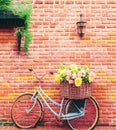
[11,93,44,129]
[64,97,99,130]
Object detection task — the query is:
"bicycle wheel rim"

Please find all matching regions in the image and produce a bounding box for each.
[11,93,43,129]
[65,97,99,130]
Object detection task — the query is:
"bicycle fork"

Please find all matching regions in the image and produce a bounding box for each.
[25,92,38,113]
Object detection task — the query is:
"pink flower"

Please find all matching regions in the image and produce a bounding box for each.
[90,71,95,79]
[66,76,70,81]
[90,71,95,76]
[81,70,86,77]
[69,80,73,84]
[78,71,85,77]
[72,73,77,79]
[78,71,82,77]
[67,70,71,76]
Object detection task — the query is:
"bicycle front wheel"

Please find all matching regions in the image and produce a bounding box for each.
[11,93,44,129]
[65,97,99,130]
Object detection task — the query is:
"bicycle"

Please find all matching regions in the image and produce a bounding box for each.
[11,69,99,130]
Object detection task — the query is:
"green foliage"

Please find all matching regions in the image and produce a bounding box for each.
[24,29,32,52]
[0,0,32,52]
[0,0,11,6]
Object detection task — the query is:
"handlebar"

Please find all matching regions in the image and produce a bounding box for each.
[29,68,54,75]
[28,68,54,83]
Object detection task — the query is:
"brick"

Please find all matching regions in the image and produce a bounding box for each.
[0,0,115,127]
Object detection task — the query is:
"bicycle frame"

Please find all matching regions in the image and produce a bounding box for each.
[26,86,85,120]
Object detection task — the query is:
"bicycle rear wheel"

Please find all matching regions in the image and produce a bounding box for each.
[11,93,44,129]
[65,97,99,130]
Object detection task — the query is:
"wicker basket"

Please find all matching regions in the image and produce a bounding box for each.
[60,82,92,99]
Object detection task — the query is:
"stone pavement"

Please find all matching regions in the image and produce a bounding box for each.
[0,126,116,130]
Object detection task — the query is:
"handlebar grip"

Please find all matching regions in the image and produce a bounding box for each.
[49,72,54,75]
[29,68,33,71]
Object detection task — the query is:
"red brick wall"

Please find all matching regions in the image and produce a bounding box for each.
[0,0,116,126]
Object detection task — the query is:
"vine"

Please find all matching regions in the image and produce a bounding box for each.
[0,0,32,52]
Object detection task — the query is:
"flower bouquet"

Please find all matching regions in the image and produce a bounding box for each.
[55,63,95,99]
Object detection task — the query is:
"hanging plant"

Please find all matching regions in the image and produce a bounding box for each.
[0,0,11,6]
[0,0,32,52]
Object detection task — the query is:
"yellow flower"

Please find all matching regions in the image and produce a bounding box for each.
[55,74,61,83]
[89,77,92,82]
[60,69,66,77]
[57,69,66,77]
[57,69,61,74]
[70,64,77,71]
[75,77,82,87]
